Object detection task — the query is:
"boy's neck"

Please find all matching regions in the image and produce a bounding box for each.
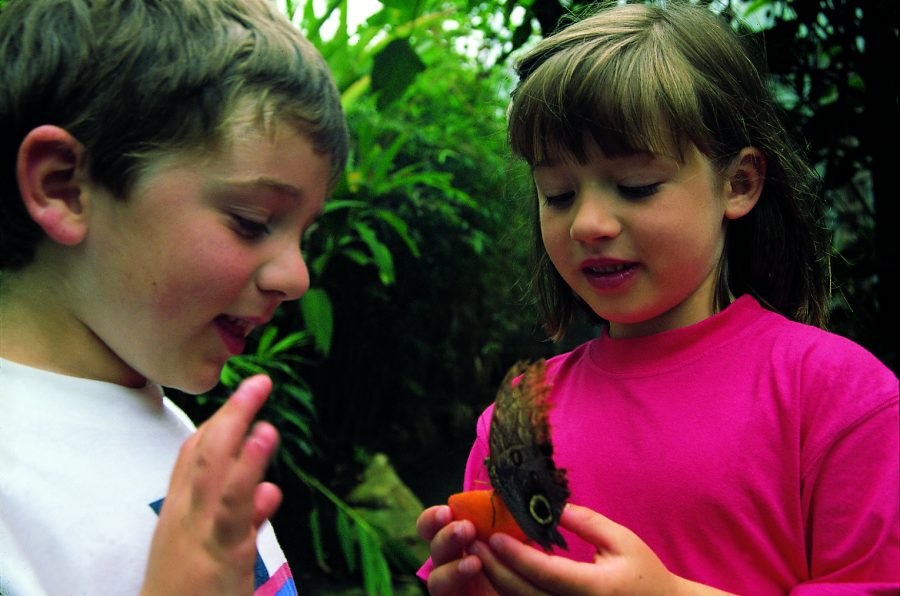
[0,266,147,387]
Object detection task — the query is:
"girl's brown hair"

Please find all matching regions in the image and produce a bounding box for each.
[508,1,830,339]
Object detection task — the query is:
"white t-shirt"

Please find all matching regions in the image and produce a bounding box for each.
[0,358,295,595]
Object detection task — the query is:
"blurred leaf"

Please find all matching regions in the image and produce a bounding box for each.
[354,222,396,285]
[371,38,425,110]
[336,509,357,573]
[300,288,334,355]
[358,522,393,596]
[309,506,330,572]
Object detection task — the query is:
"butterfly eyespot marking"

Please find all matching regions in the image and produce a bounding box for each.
[529,494,554,526]
[486,359,570,550]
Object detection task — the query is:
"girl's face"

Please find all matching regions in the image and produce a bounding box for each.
[70,121,331,393]
[534,142,730,338]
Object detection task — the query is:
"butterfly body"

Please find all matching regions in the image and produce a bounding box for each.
[486,360,569,550]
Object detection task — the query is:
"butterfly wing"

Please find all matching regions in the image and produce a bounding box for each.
[487,360,569,550]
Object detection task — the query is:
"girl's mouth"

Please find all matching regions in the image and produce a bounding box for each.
[581,261,639,290]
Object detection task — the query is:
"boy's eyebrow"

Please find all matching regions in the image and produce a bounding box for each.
[213,176,304,198]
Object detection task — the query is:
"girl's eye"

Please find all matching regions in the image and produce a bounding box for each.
[231,214,270,240]
[618,183,660,199]
[542,191,575,208]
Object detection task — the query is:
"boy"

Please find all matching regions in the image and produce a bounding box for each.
[0,0,348,593]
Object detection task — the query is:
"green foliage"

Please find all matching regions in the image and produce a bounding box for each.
[735,0,898,370]
[187,1,541,593]
[186,0,896,593]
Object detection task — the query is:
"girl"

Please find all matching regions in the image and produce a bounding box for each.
[416,2,899,594]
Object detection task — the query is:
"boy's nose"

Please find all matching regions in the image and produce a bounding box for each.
[257,243,309,301]
[570,192,621,242]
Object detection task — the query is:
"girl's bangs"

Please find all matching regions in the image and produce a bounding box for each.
[509,37,702,166]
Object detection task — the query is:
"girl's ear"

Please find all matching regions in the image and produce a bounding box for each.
[723,147,766,221]
[17,125,90,246]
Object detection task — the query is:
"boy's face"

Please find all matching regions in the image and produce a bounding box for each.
[71,121,330,393]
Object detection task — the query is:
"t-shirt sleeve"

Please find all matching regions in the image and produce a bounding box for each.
[791,397,899,593]
[788,332,900,592]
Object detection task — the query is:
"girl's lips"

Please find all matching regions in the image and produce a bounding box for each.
[580,260,639,290]
[214,315,248,355]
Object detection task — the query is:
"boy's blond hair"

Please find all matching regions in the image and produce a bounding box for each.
[1,0,348,269]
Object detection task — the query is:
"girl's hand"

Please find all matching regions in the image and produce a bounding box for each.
[476,504,733,595]
[141,375,283,596]
[416,505,499,595]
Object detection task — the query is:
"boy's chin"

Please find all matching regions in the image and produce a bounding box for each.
[165,368,225,395]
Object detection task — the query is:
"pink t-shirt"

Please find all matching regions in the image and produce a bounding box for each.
[420,296,899,594]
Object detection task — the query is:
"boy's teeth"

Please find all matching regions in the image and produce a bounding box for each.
[225,316,250,334]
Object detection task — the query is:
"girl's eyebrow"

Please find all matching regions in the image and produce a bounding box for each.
[532,151,666,171]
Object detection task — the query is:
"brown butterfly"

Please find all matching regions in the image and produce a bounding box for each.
[486,360,569,550]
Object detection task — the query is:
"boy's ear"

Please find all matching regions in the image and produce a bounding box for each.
[17,125,90,246]
[723,147,766,221]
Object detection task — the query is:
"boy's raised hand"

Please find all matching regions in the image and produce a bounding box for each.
[470,505,733,595]
[141,375,282,596]
[416,505,499,595]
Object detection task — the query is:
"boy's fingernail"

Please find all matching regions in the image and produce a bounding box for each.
[250,423,277,451]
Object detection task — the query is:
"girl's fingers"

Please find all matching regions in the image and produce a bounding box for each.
[426,555,485,596]
[480,535,567,595]
[429,519,478,566]
[558,503,618,553]
[416,505,453,542]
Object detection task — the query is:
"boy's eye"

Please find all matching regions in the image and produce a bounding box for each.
[542,191,575,208]
[618,183,660,199]
[231,214,270,239]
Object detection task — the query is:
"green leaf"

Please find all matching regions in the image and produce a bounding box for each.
[336,509,357,573]
[358,523,393,596]
[273,404,312,438]
[269,331,311,355]
[255,325,279,355]
[309,506,330,572]
[283,383,316,414]
[371,38,425,110]
[354,223,395,285]
[300,288,334,355]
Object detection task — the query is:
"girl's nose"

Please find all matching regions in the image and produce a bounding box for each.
[257,242,310,301]
[570,192,621,242]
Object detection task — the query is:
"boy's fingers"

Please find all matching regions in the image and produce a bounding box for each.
[253,482,283,527]
[213,421,280,546]
[165,431,201,498]
[191,376,273,496]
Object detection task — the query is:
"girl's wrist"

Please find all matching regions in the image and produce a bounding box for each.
[674,575,738,596]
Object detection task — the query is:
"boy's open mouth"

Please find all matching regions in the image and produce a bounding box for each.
[214,315,250,355]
